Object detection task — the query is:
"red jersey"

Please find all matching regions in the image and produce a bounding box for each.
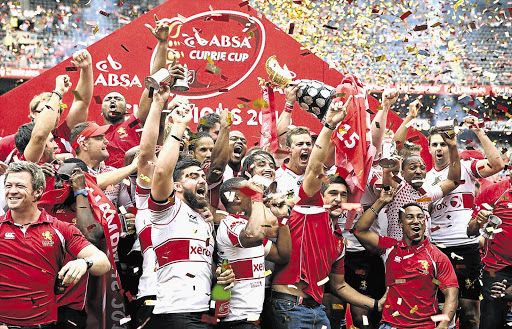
[0,134,16,163]
[104,114,141,168]
[0,209,91,326]
[53,120,73,154]
[43,203,89,311]
[272,186,345,304]
[474,179,512,271]
[377,236,458,328]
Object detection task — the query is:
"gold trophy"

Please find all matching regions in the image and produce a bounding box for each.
[265,56,335,122]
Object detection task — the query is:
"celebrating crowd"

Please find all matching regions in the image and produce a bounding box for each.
[0,16,511,329]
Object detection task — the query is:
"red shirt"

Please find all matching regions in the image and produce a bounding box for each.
[474,179,512,271]
[43,203,89,311]
[0,209,91,326]
[377,236,458,328]
[0,121,72,164]
[272,186,345,304]
[104,114,141,168]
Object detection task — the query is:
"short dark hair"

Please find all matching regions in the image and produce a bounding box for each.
[70,122,93,155]
[321,175,350,195]
[62,158,89,173]
[241,150,276,179]
[173,156,202,182]
[197,113,220,133]
[15,122,35,155]
[188,132,213,152]
[286,126,311,148]
[427,127,440,145]
[401,154,424,171]
[219,177,247,211]
[398,142,422,157]
[398,202,426,221]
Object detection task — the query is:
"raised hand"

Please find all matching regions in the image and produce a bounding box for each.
[324,95,353,128]
[285,83,300,106]
[153,85,171,105]
[55,75,72,95]
[171,102,193,125]
[71,49,92,70]
[382,89,399,109]
[407,99,422,119]
[145,14,169,43]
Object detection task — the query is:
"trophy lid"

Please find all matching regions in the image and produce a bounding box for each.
[265,56,293,89]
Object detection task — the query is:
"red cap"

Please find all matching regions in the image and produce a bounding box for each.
[72,122,111,151]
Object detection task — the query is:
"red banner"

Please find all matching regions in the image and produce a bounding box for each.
[259,84,279,152]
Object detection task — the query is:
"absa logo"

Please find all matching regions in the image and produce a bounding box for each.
[94,54,142,88]
[153,10,266,99]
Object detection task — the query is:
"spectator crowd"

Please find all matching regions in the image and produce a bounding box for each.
[1,9,512,329]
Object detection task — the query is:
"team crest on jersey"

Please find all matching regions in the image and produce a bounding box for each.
[42,231,54,246]
[418,260,429,274]
[4,232,15,239]
[117,127,128,138]
[229,220,245,230]
[188,213,198,224]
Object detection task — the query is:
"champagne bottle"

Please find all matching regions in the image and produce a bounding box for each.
[210,259,231,318]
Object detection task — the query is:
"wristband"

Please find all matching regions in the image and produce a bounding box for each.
[52,90,63,100]
[44,104,55,112]
[171,135,181,142]
[370,206,379,216]
[284,103,294,113]
[251,193,264,203]
[373,299,379,312]
[324,122,336,130]
[278,217,289,226]
[74,189,88,198]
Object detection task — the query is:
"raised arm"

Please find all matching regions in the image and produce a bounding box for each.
[276,84,300,147]
[302,96,352,197]
[239,180,267,248]
[265,196,291,264]
[151,89,192,201]
[24,75,71,162]
[95,160,137,190]
[66,49,93,129]
[464,116,505,177]
[137,86,170,188]
[373,89,398,153]
[392,98,420,146]
[137,15,185,125]
[438,132,461,195]
[206,109,232,184]
[70,168,104,246]
[353,188,395,254]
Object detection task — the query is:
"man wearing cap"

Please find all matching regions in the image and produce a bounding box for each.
[425,116,505,329]
[0,161,110,328]
[70,121,136,209]
[354,195,459,329]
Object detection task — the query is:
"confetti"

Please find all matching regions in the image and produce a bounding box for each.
[451,252,464,260]
[416,197,432,202]
[86,224,96,231]
[71,90,82,101]
[264,270,272,277]
[395,279,406,284]
[93,26,99,35]
[121,45,129,52]
[332,304,344,310]
[206,63,221,74]
[392,311,400,317]
[413,24,428,31]
[362,315,369,326]
[397,297,402,305]
[186,273,195,278]
[239,1,249,7]
[408,135,420,142]
[65,67,77,71]
[410,305,418,314]
[144,300,157,306]
[432,278,442,285]
[94,96,102,104]
[400,11,412,20]
[140,174,151,182]
[99,10,110,17]
[288,23,295,34]
[120,317,131,325]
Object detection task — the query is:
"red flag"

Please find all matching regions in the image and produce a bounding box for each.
[83,173,127,329]
[331,74,371,194]
[260,83,279,153]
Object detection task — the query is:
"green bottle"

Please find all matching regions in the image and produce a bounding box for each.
[210,259,231,318]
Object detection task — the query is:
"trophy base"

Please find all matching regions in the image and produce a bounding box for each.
[171,85,190,92]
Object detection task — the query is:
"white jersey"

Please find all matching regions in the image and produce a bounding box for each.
[275,163,304,199]
[385,180,443,241]
[149,196,214,314]
[425,160,480,247]
[338,166,384,252]
[135,183,157,298]
[216,215,271,322]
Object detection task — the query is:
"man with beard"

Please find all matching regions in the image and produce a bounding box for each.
[425,116,505,329]
[215,177,291,328]
[275,126,313,199]
[354,197,459,329]
[382,131,461,241]
[100,16,185,168]
[148,102,235,328]
[39,158,105,329]
[189,132,215,169]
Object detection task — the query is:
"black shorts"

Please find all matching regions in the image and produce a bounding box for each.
[437,243,482,301]
[343,250,386,299]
